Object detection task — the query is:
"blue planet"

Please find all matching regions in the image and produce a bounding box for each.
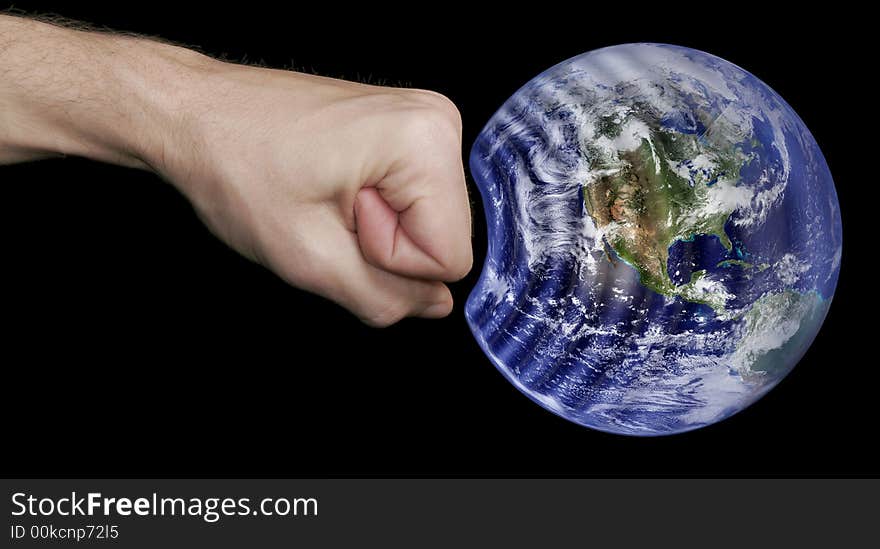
[466,43,841,435]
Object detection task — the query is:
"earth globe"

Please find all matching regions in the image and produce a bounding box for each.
[466,43,841,435]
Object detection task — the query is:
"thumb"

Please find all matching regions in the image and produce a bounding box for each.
[354,187,465,281]
[321,222,455,327]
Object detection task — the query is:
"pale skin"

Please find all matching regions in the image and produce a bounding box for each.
[0,15,473,327]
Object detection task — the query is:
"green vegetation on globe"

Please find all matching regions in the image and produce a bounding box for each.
[582,107,753,315]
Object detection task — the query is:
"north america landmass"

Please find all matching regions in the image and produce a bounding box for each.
[582,104,761,316]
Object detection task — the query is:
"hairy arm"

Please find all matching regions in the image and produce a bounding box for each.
[0,15,199,168]
[0,14,472,326]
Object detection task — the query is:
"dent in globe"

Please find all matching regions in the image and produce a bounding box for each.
[467,43,841,436]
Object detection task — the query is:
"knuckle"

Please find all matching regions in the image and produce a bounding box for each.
[446,250,474,281]
[358,299,409,328]
[399,93,462,143]
[412,90,462,127]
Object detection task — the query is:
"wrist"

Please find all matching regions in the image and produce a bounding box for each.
[101,37,223,174]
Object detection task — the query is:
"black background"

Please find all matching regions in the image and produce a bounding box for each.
[1,2,874,476]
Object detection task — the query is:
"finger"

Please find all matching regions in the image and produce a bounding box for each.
[355,186,459,281]
[356,108,473,282]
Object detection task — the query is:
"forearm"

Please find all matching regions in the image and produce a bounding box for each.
[0,14,211,170]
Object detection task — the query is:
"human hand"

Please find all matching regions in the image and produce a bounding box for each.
[0,16,472,326]
[155,66,472,326]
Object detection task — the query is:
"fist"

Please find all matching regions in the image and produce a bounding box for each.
[152,63,473,326]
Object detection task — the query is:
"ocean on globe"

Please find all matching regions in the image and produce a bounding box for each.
[466,43,841,436]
